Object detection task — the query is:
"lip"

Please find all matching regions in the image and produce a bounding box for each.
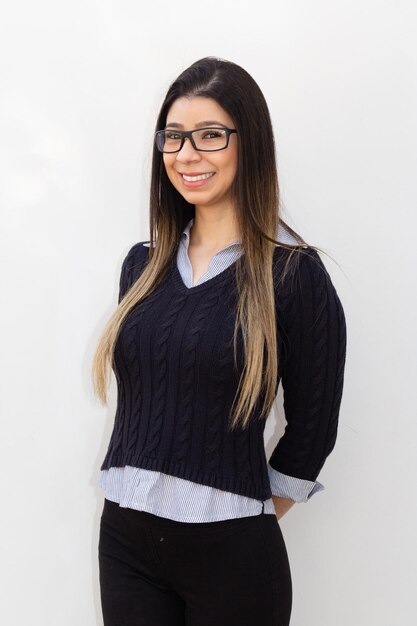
[178,171,215,176]
[177,171,216,189]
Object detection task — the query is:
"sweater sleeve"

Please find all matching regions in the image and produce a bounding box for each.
[268,248,347,486]
[268,463,324,503]
[117,242,149,304]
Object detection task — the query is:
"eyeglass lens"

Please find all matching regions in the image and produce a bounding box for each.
[157,128,228,152]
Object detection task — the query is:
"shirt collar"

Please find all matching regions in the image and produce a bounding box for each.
[181,218,243,248]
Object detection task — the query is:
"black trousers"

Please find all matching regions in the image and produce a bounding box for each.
[98,498,292,626]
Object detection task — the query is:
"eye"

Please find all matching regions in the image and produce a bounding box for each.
[201,129,224,139]
[165,131,181,140]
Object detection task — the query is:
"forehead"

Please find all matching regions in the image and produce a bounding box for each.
[166,96,234,127]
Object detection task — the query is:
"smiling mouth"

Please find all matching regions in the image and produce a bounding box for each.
[180,172,215,182]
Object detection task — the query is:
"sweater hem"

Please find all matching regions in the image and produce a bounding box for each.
[100,453,272,501]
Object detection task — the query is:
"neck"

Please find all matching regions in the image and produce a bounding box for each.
[190,210,241,250]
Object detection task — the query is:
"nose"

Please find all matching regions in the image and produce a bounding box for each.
[175,137,201,162]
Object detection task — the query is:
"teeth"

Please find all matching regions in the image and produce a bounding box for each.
[182,172,214,182]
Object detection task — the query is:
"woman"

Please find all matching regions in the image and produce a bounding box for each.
[92,56,347,626]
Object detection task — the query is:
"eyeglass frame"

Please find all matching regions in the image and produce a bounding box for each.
[155,127,238,153]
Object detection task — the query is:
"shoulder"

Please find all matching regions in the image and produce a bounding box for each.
[273,245,346,338]
[273,221,325,276]
[125,240,151,257]
[272,245,338,309]
[118,241,151,301]
[122,240,151,271]
[273,245,326,280]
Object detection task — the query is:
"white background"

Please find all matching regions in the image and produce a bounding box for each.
[1,1,416,624]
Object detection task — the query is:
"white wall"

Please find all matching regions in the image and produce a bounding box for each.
[1,1,416,624]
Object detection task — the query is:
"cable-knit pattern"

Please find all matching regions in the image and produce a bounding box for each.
[233,427,252,482]
[172,289,222,467]
[101,252,153,467]
[298,261,330,466]
[232,325,253,483]
[271,254,319,474]
[142,292,189,457]
[305,268,347,479]
[101,240,347,501]
[103,359,131,466]
[123,296,158,462]
[321,290,347,461]
[274,259,300,411]
[269,249,347,481]
[205,304,237,475]
[99,222,344,517]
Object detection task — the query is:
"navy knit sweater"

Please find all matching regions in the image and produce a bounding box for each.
[100,241,347,501]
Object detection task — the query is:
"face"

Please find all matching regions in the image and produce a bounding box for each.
[162,96,238,210]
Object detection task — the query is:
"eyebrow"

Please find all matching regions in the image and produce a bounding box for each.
[164,120,228,129]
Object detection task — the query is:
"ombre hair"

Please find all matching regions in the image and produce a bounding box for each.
[92,56,326,431]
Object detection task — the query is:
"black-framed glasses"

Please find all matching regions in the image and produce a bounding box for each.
[155,127,237,153]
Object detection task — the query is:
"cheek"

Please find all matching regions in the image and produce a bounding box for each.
[215,154,237,180]
[164,158,177,182]
[226,158,238,183]
[224,149,238,178]
[163,156,171,172]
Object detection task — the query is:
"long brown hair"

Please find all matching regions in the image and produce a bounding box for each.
[92,56,326,431]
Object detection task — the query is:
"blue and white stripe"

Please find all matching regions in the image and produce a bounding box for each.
[99,218,324,521]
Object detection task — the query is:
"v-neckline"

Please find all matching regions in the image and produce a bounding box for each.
[169,245,289,294]
[170,256,240,294]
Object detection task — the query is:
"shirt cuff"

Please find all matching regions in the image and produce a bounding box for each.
[268,463,325,503]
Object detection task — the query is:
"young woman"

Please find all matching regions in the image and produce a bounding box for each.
[92,56,347,626]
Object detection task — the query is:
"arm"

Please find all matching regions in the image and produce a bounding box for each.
[268,463,324,501]
[272,496,295,520]
[269,248,347,498]
[268,463,325,519]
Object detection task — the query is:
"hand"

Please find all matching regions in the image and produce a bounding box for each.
[271,495,296,520]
